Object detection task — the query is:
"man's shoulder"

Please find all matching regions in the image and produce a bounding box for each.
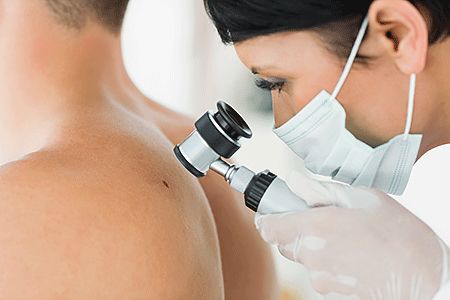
[0,148,168,201]
[0,155,60,199]
[0,150,223,299]
[0,149,210,240]
[0,151,193,245]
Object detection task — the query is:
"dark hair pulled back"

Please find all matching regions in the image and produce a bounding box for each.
[204,0,450,59]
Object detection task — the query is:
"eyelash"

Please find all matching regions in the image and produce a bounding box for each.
[255,78,285,92]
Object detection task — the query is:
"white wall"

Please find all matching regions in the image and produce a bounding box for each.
[394,144,450,246]
[122,0,196,115]
[121,0,253,117]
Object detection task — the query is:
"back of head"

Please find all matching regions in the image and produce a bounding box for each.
[44,0,130,34]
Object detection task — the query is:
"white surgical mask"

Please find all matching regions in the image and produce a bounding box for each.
[273,17,422,195]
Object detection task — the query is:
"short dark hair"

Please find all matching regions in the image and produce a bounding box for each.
[204,0,450,60]
[44,0,130,34]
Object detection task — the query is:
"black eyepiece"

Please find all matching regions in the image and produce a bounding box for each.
[215,101,252,140]
[193,101,252,159]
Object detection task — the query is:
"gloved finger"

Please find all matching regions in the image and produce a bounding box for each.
[285,170,382,210]
[254,208,337,246]
[254,212,303,245]
[277,240,329,265]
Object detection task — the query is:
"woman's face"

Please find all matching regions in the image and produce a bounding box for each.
[234,30,434,150]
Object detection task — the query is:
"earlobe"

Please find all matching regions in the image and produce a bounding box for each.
[368,0,428,74]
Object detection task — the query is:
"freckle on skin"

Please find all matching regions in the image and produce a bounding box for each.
[163,181,169,188]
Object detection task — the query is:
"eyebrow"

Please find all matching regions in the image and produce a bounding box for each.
[251,65,278,75]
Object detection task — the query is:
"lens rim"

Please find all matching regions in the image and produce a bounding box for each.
[217,101,252,139]
[174,145,206,178]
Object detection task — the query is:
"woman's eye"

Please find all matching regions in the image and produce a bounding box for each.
[255,78,285,92]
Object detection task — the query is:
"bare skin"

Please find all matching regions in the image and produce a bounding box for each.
[0,1,277,299]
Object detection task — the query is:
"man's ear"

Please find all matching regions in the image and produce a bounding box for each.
[368,0,428,74]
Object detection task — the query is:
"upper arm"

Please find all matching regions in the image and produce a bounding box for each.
[198,171,279,300]
[0,160,224,299]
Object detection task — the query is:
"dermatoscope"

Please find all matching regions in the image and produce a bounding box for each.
[173,101,311,214]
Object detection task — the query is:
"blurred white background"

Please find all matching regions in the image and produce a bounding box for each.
[121,0,450,299]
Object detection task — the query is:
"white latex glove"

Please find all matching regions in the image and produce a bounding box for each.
[255,171,450,300]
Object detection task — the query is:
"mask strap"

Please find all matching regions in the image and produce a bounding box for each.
[403,73,416,139]
[330,16,369,102]
[329,16,416,139]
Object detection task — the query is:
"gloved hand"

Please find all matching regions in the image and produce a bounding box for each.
[255,171,450,299]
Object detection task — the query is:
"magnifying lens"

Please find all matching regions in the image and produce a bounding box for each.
[174,101,310,214]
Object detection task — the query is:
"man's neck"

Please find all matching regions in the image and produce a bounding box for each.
[0,4,136,164]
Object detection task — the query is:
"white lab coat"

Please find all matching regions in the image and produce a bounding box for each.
[395,145,450,300]
[434,282,450,299]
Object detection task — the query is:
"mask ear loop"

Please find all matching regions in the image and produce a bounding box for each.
[329,16,416,140]
[330,16,369,102]
[403,73,416,139]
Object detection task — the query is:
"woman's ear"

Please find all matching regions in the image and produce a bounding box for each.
[368,0,428,74]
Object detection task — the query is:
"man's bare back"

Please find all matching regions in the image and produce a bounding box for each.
[0,1,277,299]
[0,102,225,298]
